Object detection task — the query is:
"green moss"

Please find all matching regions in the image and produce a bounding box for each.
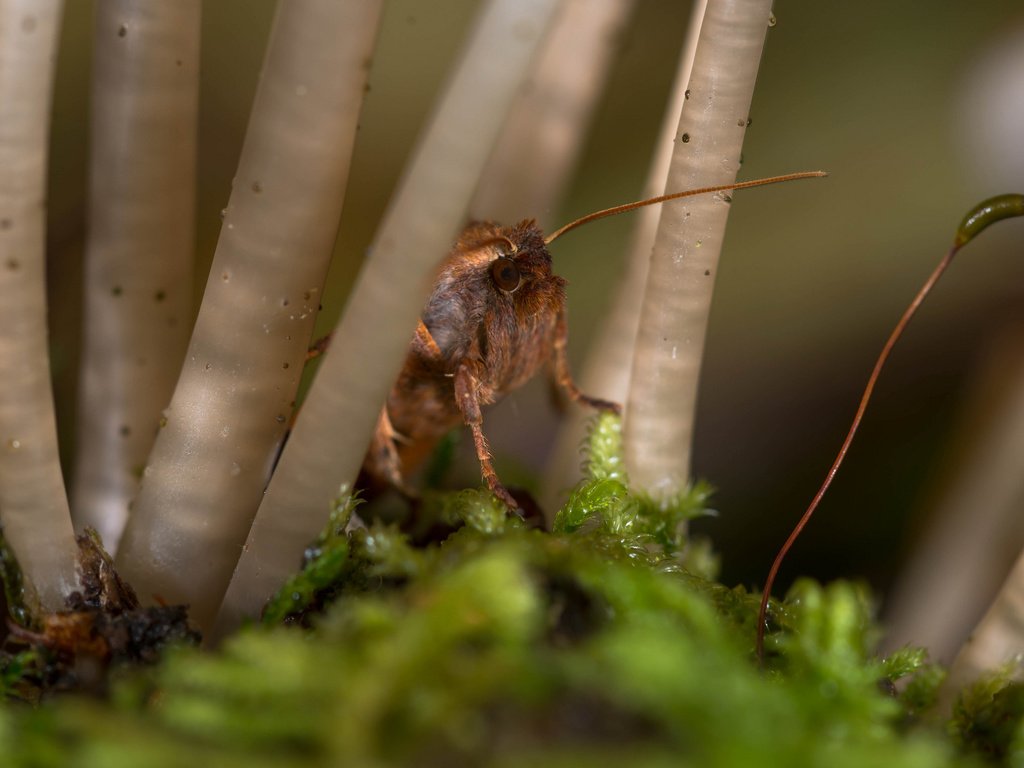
[0,414,1018,765]
[952,663,1024,762]
[0,529,38,630]
[261,489,362,625]
[555,412,713,557]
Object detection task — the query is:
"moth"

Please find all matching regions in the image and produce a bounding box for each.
[348,173,825,512]
[360,218,616,511]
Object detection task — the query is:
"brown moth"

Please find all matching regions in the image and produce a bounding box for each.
[348,172,826,512]
[360,219,618,511]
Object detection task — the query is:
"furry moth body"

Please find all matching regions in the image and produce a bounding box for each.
[353,172,827,511]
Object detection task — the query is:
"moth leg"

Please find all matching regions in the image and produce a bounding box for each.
[306,332,333,362]
[368,406,416,496]
[413,320,444,362]
[363,320,440,497]
[454,363,520,513]
[552,311,621,415]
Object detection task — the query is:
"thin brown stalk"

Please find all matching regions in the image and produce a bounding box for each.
[757,246,959,660]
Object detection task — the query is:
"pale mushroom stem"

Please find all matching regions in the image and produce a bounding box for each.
[541,0,707,512]
[941,547,1024,711]
[71,0,200,553]
[469,0,635,228]
[623,0,774,505]
[115,0,383,632]
[0,0,80,611]
[214,0,562,637]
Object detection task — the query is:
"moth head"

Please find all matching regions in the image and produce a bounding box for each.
[458,220,560,298]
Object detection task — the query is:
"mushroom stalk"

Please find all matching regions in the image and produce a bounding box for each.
[884,321,1024,662]
[623,0,773,503]
[541,0,707,511]
[115,0,383,632]
[0,0,79,611]
[215,0,561,635]
[941,546,1024,711]
[72,0,200,553]
[469,0,634,227]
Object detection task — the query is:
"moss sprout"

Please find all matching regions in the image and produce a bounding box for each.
[556,413,713,560]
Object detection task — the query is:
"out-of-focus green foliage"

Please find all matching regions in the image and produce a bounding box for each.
[0,531,38,631]
[0,414,1020,765]
[952,662,1024,763]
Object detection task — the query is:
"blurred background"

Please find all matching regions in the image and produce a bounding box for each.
[44,1,1024,656]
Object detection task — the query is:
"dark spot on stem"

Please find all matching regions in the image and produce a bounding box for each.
[112,285,123,297]
[681,133,690,143]
[117,24,127,37]
[154,290,166,302]
[251,181,263,193]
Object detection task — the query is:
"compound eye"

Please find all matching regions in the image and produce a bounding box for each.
[490,256,522,293]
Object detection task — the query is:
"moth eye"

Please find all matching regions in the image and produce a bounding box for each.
[490,256,522,293]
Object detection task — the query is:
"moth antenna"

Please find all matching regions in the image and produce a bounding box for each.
[543,170,827,246]
[755,192,1024,665]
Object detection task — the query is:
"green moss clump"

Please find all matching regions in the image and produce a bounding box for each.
[952,663,1024,762]
[0,413,1019,765]
[0,529,38,631]
[261,489,362,625]
[555,412,714,560]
